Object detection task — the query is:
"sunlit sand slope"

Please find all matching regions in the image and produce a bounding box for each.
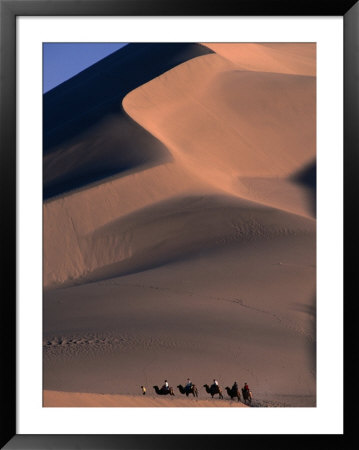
[44,390,248,407]
[203,43,316,76]
[123,52,315,193]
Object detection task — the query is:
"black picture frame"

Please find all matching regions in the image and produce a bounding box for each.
[1,0,357,448]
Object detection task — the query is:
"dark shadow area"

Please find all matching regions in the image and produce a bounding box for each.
[291,160,316,217]
[43,111,172,200]
[44,43,213,151]
[292,160,316,189]
[43,43,213,200]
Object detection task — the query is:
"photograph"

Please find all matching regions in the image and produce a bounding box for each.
[2,0,354,445]
[43,42,317,408]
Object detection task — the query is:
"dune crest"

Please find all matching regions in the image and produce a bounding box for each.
[43,43,213,199]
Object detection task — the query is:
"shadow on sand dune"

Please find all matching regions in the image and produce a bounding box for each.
[66,194,315,286]
[43,112,173,200]
[292,160,316,189]
[43,43,213,200]
[291,160,316,217]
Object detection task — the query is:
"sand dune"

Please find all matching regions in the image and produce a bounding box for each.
[44,233,315,406]
[82,195,314,282]
[43,113,172,200]
[45,49,315,287]
[45,193,314,287]
[123,53,315,188]
[44,164,216,287]
[43,43,316,407]
[43,43,212,199]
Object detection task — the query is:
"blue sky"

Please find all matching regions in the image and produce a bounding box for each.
[43,43,127,93]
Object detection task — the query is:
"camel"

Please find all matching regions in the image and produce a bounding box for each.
[177,384,198,397]
[203,384,223,399]
[241,388,252,405]
[225,386,241,402]
[153,385,175,396]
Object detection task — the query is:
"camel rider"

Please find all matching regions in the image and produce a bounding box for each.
[212,379,219,390]
[163,380,169,391]
[185,378,192,393]
[243,382,252,397]
[232,381,238,392]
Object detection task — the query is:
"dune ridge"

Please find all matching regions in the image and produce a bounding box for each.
[203,43,316,76]
[43,43,213,199]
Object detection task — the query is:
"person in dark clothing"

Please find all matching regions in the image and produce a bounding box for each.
[185,378,193,393]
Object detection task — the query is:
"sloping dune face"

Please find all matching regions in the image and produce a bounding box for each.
[123,53,315,190]
[43,43,316,407]
[43,43,213,199]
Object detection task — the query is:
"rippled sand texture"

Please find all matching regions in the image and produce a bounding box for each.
[43,43,316,407]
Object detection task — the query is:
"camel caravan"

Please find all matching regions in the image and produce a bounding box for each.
[145,379,252,404]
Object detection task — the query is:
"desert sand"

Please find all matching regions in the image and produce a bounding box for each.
[43,43,316,407]
[43,390,249,407]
